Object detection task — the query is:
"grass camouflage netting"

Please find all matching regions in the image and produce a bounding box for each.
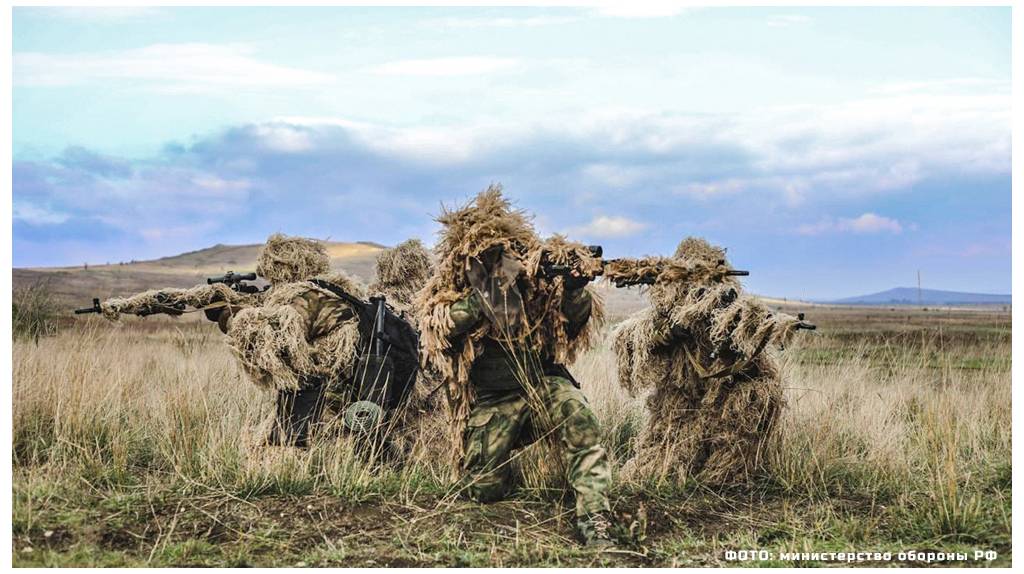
[256,233,332,285]
[369,239,434,314]
[415,185,605,470]
[100,283,260,321]
[226,272,366,391]
[613,237,807,484]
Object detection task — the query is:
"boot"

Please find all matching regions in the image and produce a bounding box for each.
[578,511,616,549]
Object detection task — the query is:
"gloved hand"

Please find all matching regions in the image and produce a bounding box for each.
[203,304,242,334]
[562,269,592,291]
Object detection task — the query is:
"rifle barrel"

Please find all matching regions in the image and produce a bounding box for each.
[74,298,101,314]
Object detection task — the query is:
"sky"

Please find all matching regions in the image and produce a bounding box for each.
[11,5,1012,300]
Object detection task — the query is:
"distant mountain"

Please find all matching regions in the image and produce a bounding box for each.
[13,240,650,319]
[831,287,1011,306]
[14,241,385,306]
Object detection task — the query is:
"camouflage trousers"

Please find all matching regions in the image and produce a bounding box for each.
[461,376,611,518]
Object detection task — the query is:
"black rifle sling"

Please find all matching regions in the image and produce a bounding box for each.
[308,279,420,364]
[309,279,372,321]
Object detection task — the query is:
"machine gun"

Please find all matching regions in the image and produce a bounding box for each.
[343,294,421,435]
[537,244,750,288]
[207,271,263,294]
[303,280,420,438]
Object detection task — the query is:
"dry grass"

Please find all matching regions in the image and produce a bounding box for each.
[11,308,1012,566]
[12,282,61,341]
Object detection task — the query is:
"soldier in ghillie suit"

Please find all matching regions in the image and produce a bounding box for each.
[220,233,368,447]
[368,238,434,317]
[613,237,814,484]
[227,236,427,450]
[416,185,615,547]
[366,238,441,452]
[92,233,415,449]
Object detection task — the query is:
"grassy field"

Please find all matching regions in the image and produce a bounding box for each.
[11,304,1011,566]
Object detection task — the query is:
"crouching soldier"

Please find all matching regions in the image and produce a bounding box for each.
[218,234,424,451]
[88,233,423,451]
[416,186,615,547]
[613,237,815,484]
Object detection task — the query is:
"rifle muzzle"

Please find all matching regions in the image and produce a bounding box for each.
[74,298,102,314]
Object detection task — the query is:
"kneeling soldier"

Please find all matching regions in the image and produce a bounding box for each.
[417,186,614,547]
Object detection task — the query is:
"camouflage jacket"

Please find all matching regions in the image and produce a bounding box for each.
[449,287,592,391]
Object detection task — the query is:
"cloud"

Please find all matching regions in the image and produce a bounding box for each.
[798,213,904,236]
[12,82,1009,265]
[13,202,70,225]
[870,77,1006,95]
[14,43,334,90]
[590,3,692,19]
[372,57,521,77]
[25,6,166,22]
[417,5,690,28]
[676,179,748,199]
[569,215,648,238]
[421,15,580,28]
[56,146,133,178]
[766,14,813,28]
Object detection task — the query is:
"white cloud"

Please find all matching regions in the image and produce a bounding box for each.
[676,179,748,198]
[274,83,1008,203]
[273,116,523,164]
[766,14,813,28]
[13,202,70,225]
[14,43,334,90]
[581,163,649,188]
[372,57,520,77]
[422,15,579,28]
[279,81,1008,201]
[253,124,315,153]
[841,213,904,234]
[569,215,648,238]
[31,7,166,21]
[191,175,252,194]
[138,221,221,242]
[798,213,904,236]
[591,3,692,19]
[870,77,1005,95]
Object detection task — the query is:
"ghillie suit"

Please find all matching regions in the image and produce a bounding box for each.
[415,185,613,545]
[367,239,442,453]
[221,233,363,394]
[224,234,423,451]
[368,239,434,316]
[99,283,262,323]
[613,237,811,485]
[93,233,388,449]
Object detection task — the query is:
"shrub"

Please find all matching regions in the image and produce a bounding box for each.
[13,282,61,341]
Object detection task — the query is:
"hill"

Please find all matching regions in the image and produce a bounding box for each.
[831,287,1011,306]
[14,241,385,306]
[15,241,821,320]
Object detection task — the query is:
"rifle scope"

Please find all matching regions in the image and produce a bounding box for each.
[207,271,257,284]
